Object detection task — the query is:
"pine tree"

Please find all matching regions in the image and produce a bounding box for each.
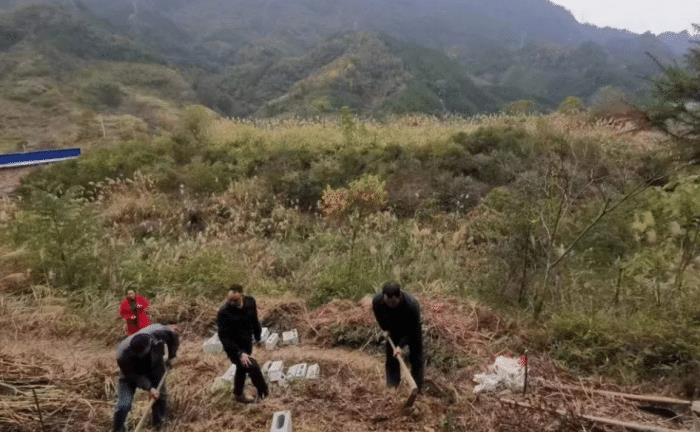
[650,25,700,163]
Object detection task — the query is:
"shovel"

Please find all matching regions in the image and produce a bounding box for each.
[384,332,419,408]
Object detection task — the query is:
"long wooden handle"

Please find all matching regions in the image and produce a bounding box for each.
[385,333,418,392]
[132,369,169,432]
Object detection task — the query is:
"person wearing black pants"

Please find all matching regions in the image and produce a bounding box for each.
[113,324,179,432]
[372,282,424,390]
[217,284,269,403]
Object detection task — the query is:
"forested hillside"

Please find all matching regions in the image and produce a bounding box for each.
[0,0,695,135]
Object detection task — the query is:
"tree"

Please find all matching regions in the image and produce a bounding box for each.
[649,24,700,163]
[503,99,538,116]
[321,174,388,275]
[558,96,585,114]
[589,86,632,118]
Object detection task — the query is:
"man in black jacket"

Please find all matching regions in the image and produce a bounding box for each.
[372,281,424,390]
[113,324,179,432]
[216,284,269,403]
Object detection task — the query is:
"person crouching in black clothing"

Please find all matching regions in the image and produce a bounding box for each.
[372,281,424,390]
[216,284,269,403]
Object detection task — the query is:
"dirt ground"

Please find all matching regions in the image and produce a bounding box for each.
[1,296,697,432]
[0,167,31,197]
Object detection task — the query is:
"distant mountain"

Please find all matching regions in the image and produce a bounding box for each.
[658,30,700,57]
[0,0,690,121]
[0,4,195,151]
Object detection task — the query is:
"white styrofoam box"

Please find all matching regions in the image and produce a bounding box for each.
[220,364,237,383]
[270,410,293,432]
[286,363,307,381]
[202,333,223,354]
[268,360,285,382]
[212,364,237,390]
[281,329,299,346]
[305,364,320,380]
[266,333,280,350]
[260,327,270,343]
[262,360,272,376]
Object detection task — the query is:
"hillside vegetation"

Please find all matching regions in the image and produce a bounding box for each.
[2,111,698,390]
[0,0,696,152]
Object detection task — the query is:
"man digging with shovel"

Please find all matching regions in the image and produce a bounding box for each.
[372,281,423,407]
[113,324,179,432]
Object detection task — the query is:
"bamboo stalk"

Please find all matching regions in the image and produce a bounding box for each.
[31,388,46,432]
[500,398,689,432]
[539,381,693,407]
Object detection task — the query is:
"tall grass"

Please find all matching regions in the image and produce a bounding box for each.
[3,112,698,383]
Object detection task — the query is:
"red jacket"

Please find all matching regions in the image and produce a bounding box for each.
[119,295,151,335]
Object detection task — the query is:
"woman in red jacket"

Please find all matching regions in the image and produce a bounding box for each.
[119,290,151,335]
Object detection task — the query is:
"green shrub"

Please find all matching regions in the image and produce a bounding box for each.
[548,312,700,380]
[558,96,585,114]
[5,189,105,291]
[119,240,245,298]
[309,253,389,308]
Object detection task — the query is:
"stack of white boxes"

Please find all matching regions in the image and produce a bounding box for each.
[262,361,320,385]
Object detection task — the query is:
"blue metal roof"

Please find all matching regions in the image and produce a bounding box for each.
[0,148,81,169]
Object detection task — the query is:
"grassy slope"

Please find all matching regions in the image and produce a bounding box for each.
[2,113,698,388]
[0,4,195,152]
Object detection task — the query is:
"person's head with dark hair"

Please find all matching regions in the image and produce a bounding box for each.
[227,283,245,308]
[382,281,403,308]
[126,290,136,300]
[130,333,152,357]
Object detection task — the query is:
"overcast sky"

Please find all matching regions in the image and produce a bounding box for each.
[550,0,700,34]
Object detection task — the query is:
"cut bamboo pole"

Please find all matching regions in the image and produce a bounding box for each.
[539,381,693,407]
[500,398,689,432]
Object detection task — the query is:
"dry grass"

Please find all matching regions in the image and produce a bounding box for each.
[1,293,696,431]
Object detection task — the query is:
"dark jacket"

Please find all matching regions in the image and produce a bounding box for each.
[372,292,422,349]
[116,324,179,390]
[216,296,262,361]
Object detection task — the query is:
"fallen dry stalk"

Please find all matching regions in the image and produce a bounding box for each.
[539,381,693,408]
[499,398,689,432]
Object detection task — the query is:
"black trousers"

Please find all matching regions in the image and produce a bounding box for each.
[232,356,269,398]
[385,340,424,390]
[113,375,166,432]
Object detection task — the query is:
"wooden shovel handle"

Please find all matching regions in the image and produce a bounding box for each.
[385,333,418,392]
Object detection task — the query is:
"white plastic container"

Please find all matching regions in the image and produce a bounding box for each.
[473,356,525,394]
[286,363,308,381]
[267,360,285,382]
[270,411,293,432]
[202,333,223,354]
[305,364,320,380]
[281,329,299,346]
[265,333,280,350]
[260,327,271,343]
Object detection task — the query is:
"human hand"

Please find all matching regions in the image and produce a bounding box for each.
[393,347,402,358]
[240,353,252,367]
[149,388,160,400]
[130,315,136,320]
